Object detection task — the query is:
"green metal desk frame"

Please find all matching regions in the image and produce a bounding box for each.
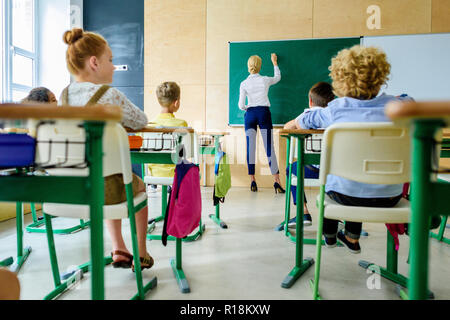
[131,151,206,244]
[199,133,228,229]
[386,101,450,300]
[429,138,450,244]
[404,120,450,299]
[278,131,323,289]
[130,136,203,293]
[0,121,108,300]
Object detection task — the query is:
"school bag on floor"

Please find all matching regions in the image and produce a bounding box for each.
[213,150,231,205]
[162,161,202,245]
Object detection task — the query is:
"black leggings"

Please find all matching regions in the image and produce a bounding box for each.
[323,191,403,240]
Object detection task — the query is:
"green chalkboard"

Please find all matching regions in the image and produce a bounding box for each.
[229,37,361,126]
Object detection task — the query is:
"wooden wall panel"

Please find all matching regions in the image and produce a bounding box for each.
[313,0,432,38]
[432,0,450,32]
[206,0,313,86]
[145,0,206,128]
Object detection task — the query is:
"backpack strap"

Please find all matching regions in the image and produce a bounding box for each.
[60,84,110,106]
[86,85,110,107]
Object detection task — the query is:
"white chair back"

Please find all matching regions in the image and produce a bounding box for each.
[34,120,132,184]
[141,130,199,165]
[319,122,410,186]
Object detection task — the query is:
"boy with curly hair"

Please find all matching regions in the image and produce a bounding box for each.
[294,45,412,253]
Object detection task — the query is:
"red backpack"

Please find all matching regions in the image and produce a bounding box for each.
[162,162,202,245]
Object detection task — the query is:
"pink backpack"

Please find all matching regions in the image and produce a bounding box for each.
[162,162,202,244]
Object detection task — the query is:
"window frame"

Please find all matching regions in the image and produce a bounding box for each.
[3,0,38,103]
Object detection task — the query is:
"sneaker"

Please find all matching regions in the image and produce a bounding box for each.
[167,186,172,194]
[303,213,312,227]
[337,230,361,254]
[287,217,296,228]
[287,214,313,229]
[324,235,337,248]
[149,184,157,193]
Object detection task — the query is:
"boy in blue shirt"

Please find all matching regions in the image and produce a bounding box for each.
[287,45,411,253]
[284,81,335,228]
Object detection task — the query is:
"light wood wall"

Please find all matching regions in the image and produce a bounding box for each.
[145,0,450,187]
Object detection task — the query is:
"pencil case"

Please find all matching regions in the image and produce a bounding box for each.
[0,133,36,168]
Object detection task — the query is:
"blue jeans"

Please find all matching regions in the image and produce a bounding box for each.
[245,107,279,175]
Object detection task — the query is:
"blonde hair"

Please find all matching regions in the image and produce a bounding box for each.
[63,28,108,75]
[156,82,181,108]
[248,55,262,74]
[329,45,391,99]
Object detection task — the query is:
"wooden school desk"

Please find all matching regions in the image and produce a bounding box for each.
[0,104,122,300]
[386,101,450,300]
[198,131,230,228]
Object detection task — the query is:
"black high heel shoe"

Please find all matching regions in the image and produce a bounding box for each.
[251,181,258,192]
[274,182,285,194]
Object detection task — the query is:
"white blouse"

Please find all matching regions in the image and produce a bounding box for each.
[238,66,281,111]
[59,82,148,130]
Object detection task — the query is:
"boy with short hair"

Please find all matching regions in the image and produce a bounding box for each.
[284,81,335,227]
[147,82,188,189]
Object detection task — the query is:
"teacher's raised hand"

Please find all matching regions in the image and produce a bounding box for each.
[271,53,278,66]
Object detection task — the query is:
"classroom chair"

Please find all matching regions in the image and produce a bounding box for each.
[310,122,418,300]
[37,120,157,300]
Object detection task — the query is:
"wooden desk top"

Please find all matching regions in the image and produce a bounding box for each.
[0,104,122,121]
[385,101,450,123]
[279,129,325,135]
[126,126,195,134]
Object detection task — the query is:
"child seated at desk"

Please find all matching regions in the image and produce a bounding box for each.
[21,87,57,104]
[292,45,412,254]
[284,82,335,228]
[147,82,188,191]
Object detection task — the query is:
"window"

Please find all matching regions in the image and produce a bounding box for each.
[2,0,37,103]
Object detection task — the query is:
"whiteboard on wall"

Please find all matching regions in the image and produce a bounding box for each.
[362,33,450,101]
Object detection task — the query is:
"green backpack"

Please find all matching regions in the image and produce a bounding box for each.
[214,151,231,199]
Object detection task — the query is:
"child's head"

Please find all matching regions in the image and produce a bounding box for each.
[308,82,334,107]
[248,55,262,74]
[63,28,114,84]
[156,82,181,113]
[329,45,391,100]
[21,87,57,104]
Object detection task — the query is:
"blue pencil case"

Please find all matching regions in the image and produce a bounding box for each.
[0,133,36,168]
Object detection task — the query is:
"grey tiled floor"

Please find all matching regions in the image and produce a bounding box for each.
[0,187,449,300]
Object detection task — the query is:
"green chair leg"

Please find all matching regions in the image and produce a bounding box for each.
[11,202,32,274]
[0,257,14,267]
[26,203,91,234]
[126,184,157,300]
[171,238,190,293]
[147,185,168,239]
[209,203,228,229]
[42,213,114,300]
[310,186,325,300]
[430,216,449,244]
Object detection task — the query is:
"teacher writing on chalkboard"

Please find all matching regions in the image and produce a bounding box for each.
[238,53,285,194]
